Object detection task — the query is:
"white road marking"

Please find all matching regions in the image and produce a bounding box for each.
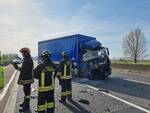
[87,85,150,113]
[4,73,19,113]
[123,78,150,85]
[0,70,17,100]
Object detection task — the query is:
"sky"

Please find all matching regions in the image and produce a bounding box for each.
[0,0,150,59]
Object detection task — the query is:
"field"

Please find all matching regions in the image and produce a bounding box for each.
[0,66,4,89]
[111,60,150,75]
[111,60,150,65]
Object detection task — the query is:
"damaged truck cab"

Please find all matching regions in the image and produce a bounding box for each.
[38,34,111,80]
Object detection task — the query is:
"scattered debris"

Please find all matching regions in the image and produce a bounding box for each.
[80,89,91,93]
[31,95,37,99]
[31,88,37,92]
[105,108,111,112]
[78,99,90,105]
[98,89,109,93]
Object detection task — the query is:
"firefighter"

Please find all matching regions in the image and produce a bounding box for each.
[12,47,34,112]
[34,50,57,113]
[58,51,74,103]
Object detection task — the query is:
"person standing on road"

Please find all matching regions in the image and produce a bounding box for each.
[12,47,34,112]
[58,51,74,103]
[34,50,57,113]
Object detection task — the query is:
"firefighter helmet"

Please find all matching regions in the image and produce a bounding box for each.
[62,51,69,58]
[41,50,51,58]
[19,47,30,53]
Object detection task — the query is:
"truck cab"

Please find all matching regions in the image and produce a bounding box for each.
[80,47,111,79]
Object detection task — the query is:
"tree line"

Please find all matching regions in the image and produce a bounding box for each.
[122,28,148,63]
[0,53,18,65]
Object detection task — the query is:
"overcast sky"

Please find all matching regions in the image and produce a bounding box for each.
[0,0,150,59]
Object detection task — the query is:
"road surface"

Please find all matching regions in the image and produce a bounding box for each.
[2,67,150,113]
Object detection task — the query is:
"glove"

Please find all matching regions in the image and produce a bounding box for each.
[11,62,18,69]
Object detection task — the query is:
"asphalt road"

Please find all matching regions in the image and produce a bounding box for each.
[0,65,16,113]
[10,71,150,113]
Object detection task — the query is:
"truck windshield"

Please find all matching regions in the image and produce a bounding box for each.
[82,49,106,61]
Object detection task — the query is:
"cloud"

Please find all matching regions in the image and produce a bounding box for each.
[0,0,149,59]
[0,0,81,56]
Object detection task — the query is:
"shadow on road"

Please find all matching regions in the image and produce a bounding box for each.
[73,77,150,100]
[63,100,91,113]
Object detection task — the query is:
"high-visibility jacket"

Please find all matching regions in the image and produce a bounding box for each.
[34,59,57,92]
[14,54,34,85]
[58,59,74,80]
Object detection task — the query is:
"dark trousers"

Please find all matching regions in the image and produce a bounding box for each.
[61,79,72,101]
[38,90,55,113]
[23,84,31,107]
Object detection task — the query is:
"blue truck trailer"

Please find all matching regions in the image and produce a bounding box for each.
[38,34,111,79]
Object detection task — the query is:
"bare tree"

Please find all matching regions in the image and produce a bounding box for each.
[123,28,147,63]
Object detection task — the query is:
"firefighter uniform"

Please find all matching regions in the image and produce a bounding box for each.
[12,47,34,111]
[58,51,74,102]
[34,50,57,113]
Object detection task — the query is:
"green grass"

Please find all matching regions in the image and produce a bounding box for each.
[111,60,150,66]
[0,66,4,89]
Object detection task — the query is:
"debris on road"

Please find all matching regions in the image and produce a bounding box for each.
[78,99,90,105]
[31,95,37,99]
[31,88,37,92]
[80,89,91,93]
[104,108,111,112]
[98,89,109,93]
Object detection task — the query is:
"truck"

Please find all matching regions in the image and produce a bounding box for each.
[38,34,111,79]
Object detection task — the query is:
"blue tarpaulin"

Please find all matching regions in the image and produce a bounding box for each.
[38,34,100,65]
[81,39,101,49]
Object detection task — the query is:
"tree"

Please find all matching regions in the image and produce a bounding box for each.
[123,28,147,63]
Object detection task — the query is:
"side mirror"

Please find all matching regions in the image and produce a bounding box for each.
[105,48,109,56]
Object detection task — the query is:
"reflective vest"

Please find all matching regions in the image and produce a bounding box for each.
[38,66,55,92]
[60,61,73,80]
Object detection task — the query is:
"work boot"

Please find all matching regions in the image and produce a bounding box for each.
[34,108,38,112]
[19,102,25,107]
[19,105,30,112]
[59,99,66,104]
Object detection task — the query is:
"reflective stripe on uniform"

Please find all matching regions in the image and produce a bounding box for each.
[41,72,45,87]
[60,76,72,79]
[66,91,72,95]
[38,69,55,92]
[38,85,54,92]
[60,64,72,80]
[18,78,34,84]
[38,102,55,111]
[70,65,72,76]
[38,104,45,111]
[64,65,66,77]
[47,102,55,109]
[25,95,31,99]
[61,91,67,96]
